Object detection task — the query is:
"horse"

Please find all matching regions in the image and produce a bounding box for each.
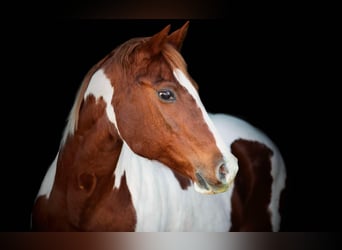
[31,21,287,232]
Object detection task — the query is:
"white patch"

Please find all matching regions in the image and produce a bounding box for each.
[61,69,120,145]
[269,150,287,231]
[114,142,233,231]
[36,153,58,200]
[173,69,239,187]
[84,69,118,129]
[209,113,287,231]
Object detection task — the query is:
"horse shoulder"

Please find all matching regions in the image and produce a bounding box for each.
[31,153,71,230]
[209,113,287,231]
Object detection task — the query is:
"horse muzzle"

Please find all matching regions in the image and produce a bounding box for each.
[194,163,237,194]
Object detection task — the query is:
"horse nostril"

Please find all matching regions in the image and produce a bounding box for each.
[217,164,229,183]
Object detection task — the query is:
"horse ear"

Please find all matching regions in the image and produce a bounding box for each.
[167,21,190,51]
[146,24,171,55]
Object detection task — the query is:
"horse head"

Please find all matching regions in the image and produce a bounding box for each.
[94,21,239,194]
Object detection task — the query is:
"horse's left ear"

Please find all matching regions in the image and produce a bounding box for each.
[167,21,190,51]
[146,24,171,55]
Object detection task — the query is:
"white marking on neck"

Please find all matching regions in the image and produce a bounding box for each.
[61,69,121,145]
[84,69,118,129]
[36,153,58,199]
[269,152,287,231]
[173,68,238,184]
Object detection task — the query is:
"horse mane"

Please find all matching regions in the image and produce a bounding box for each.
[60,35,195,146]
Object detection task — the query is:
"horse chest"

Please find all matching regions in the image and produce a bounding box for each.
[114,143,233,232]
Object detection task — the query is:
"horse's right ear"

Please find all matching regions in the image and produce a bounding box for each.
[167,21,190,51]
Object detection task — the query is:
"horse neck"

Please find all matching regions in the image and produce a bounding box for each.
[41,95,129,229]
[56,95,123,200]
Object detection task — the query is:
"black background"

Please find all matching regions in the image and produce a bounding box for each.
[1,1,339,232]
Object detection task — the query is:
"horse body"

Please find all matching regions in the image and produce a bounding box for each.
[31,22,286,231]
[209,113,286,231]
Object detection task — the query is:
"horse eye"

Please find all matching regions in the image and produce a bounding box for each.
[157,89,176,102]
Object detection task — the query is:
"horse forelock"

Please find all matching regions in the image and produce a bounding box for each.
[109,37,191,81]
